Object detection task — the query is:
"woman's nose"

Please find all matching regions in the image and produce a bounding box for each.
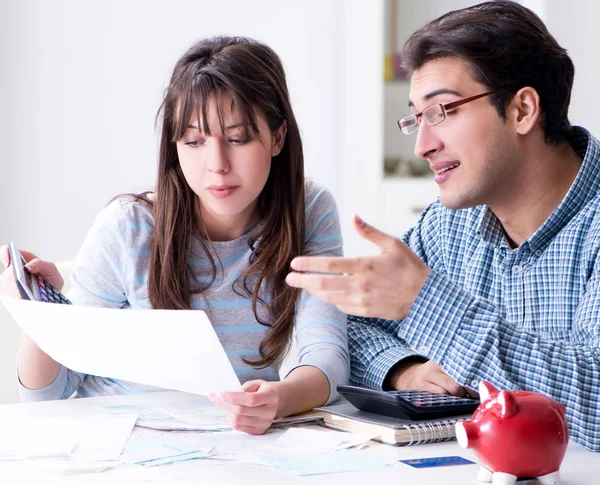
[207,142,230,173]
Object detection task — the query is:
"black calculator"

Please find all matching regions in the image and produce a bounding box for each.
[337,385,480,421]
[8,242,72,305]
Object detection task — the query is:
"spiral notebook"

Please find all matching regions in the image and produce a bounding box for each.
[311,399,469,447]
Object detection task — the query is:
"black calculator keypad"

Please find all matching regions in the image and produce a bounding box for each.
[390,390,477,407]
[337,385,480,421]
[36,275,72,305]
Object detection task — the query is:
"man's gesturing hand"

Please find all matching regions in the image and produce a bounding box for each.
[286,216,430,320]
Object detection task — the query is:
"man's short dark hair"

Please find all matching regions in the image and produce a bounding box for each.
[402,0,574,144]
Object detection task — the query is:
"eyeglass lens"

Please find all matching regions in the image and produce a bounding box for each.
[423,105,445,125]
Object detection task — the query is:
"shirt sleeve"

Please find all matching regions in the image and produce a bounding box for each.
[284,183,350,404]
[399,202,600,451]
[346,204,437,390]
[348,316,427,389]
[17,200,131,402]
[401,267,600,451]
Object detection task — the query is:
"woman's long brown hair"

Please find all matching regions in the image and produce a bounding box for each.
[142,36,305,368]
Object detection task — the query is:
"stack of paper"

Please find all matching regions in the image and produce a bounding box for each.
[95,398,231,431]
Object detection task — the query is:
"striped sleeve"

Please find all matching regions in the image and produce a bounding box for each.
[67,199,135,308]
[286,181,349,404]
[347,202,439,389]
[401,268,600,451]
[17,199,134,402]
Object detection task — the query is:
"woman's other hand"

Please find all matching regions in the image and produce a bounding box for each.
[210,379,280,435]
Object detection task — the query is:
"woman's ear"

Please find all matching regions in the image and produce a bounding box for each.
[508,87,541,136]
[271,121,287,157]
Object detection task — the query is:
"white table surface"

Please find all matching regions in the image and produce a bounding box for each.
[0,391,597,485]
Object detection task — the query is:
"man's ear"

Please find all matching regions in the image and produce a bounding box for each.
[271,121,287,157]
[507,87,541,136]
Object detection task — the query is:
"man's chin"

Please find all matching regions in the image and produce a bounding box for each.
[439,194,477,211]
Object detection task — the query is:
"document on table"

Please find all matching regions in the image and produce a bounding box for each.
[95,395,232,431]
[234,427,376,466]
[261,450,392,476]
[0,413,137,461]
[0,296,242,394]
[119,427,217,466]
[95,394,324,431]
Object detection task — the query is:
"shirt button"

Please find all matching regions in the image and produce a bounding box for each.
[535,250,543,256]
[512,265,521,273]
[418,345,429,354]
[470,379,479,388]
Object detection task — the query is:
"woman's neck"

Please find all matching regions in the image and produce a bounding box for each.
[196,200,260,242]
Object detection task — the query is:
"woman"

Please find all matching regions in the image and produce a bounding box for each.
[0,36,348,434]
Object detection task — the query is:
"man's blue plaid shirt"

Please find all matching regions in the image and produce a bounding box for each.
[349,126,600,451]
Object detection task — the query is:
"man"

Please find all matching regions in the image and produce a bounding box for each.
[286,1,600,451]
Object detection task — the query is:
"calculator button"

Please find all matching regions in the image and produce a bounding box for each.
[34,280,72,305]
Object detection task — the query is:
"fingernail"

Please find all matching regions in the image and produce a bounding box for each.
[355,215,365,225]
[290,259,300,271]
[24,262,35,271]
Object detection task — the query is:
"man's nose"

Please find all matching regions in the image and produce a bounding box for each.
[413,121,442,160]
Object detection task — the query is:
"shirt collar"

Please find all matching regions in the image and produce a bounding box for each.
[478,126,599,252]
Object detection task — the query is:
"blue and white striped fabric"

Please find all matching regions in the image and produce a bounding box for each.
[349,126,600,451]
[19,179,349,405]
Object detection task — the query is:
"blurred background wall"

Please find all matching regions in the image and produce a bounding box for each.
[0,0,597,403]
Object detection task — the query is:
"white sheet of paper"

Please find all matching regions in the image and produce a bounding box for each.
[0,296,242,394]
[71,413,138,461]
[0,416,76,460]
[261,450,391,476]
[31,459,123,475]
[235,427,375,465]
[0,414,137,461]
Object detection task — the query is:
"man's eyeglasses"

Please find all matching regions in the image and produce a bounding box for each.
[397,90,502,135]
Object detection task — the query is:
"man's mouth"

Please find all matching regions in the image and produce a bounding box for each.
[436,162,460,175]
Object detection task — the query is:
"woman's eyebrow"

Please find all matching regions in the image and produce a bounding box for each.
[185,123,245,130]
[223,123,245,131]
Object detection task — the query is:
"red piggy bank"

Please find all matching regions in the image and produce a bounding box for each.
[455,381,568,485]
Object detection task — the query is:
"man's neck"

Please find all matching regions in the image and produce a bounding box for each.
[492,140,583,248]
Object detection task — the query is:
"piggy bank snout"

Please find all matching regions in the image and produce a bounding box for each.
[455,420,478,449]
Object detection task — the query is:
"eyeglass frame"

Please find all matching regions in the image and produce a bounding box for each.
[397,90,505,135]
